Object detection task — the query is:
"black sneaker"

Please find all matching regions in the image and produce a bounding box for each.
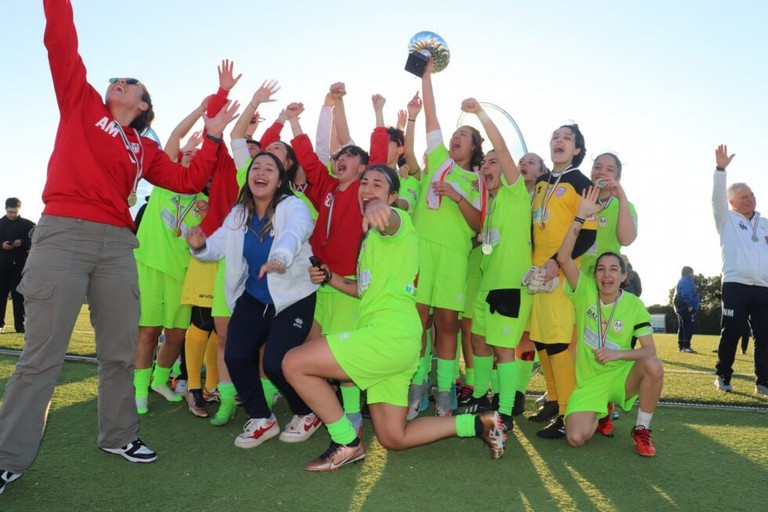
[512,391,526,416]
[454,395,492,415]
[0,470,23,495]
[499,413,514,433]
[100,438,157,463]
[527,400,559,423]
[536,415,565,439]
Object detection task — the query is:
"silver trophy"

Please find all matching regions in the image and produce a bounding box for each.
[405,31,450,76]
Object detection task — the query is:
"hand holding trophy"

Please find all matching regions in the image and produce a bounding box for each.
[405,31,450,77]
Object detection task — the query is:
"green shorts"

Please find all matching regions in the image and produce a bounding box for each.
[327,313,421,407]
[471,287,532,349]
[315,283,360,334]
[565,363,637,418]
[530,280,575,343]
[461,247,483,319]
[211,258,231,318]
[137,261,191,328]
[415,238,468,312]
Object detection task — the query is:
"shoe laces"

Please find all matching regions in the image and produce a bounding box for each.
[191,390,206,408]
[244,417,273,434]
[318,442,344,461]
[633,426,652,443]
[286,414,314,433]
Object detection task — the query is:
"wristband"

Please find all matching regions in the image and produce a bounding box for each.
[249,102,258,110]
[191,242,207,254]
[407,118,416,122]
[715,167,725,171]
[205,133,222,144]
[574,216,585,224]
[456,196,464,205]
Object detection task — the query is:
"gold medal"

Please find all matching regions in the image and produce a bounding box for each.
[539,221,546,229]
[175,227,182,238]
[482,243,493,255]
[128,192,137,207]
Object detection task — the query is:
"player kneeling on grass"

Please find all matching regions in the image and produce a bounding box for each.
[283,165,505,472]
[557,187,663,457]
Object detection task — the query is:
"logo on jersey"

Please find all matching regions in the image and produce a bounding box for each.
[292,317,304,329]
[324,193,333,208]
[738,222,748,231]
[555,186,566,197]
[587,306,598,322]
[613,320,623,332]
[599,217,608,228]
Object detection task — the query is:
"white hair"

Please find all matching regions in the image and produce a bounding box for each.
[727,182,750,200]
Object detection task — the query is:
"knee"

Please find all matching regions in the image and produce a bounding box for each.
[566,432,586,448]
[644,357,664,381]
[281,350,300,381]
[375,432,406,451]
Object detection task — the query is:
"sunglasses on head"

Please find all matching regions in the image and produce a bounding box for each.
[109,77,140,85]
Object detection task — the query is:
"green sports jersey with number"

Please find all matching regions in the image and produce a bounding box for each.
[581,197,637,273]
[565,272,653,384]
[356,208,419,326]
[480,177,532,291]
[398,175,420,217]
[412,142,479,255]
[135,186,203,282]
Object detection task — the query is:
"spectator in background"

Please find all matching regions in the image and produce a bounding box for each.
[674,266,700,353]
[0,198,35,334]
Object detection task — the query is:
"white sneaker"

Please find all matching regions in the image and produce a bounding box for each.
[235,417,279,449]
[100,438,157,463]
[279,413,323,443]
[174,379,188,394]
[714,376,733,392]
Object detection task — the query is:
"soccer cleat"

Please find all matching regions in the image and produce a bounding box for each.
[185,388,209,418]
[434,391,454,417]
[478,411,506,459]
[172,378,187,394]
[234,417,279,449]
[527,400,559,423]
[512,391,527,416]
[680,347,697,354]
[457,384,475,405]
[537,415,566,439]
[454,394,492,415]
[304,440,366,472]
[406,381,429,420]
[279,413,323,443]
[100,438,157,463]
[151,383,183,403]
[632,426,656,457]
[714,375,733,393]
[596,403,614,437]
[755,384,768,396]
[0,470,23,495]
[203,388,221,403]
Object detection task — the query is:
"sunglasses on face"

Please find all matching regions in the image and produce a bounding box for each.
[109,77,140,85]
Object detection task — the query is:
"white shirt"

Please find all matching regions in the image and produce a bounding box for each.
[713,170,768,286]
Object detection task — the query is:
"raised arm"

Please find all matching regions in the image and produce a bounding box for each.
[315,92,335,164]
[713,144,735,228]
[557,187,603,289]
[164,99,206,161]
[603,178,637,246]
[462,98,519,185]
[330,82,352,146]
[404,92,422,176]
[421,59,440,133]
[230,79,279,140]
[372,94,386,128]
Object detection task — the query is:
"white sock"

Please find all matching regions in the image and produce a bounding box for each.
[636,409,653,429]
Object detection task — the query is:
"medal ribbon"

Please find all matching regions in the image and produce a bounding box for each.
[113,122,144,199]
[175,194,198,233]
[751,212,761,242]
[597,291,622,349]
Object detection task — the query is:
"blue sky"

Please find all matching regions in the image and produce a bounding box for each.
[2,0,767,306]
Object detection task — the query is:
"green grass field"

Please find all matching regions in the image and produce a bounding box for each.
[1,307,767,511]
